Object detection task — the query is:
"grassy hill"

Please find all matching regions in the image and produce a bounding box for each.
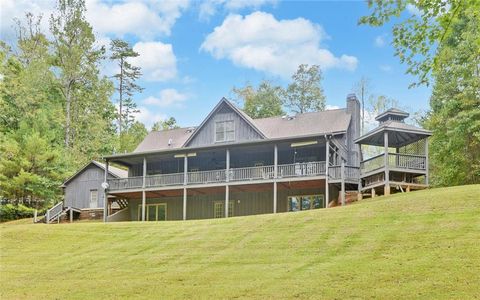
[1,185,479,299]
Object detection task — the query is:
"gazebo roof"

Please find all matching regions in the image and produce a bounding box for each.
[375,108,410,122]
[354,120,432,147]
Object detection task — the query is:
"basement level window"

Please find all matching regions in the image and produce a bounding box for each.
[215,120,235,143]
[288,195,324,212]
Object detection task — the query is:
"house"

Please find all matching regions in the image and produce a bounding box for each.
[53,161,128,222]
[47,94,431,223]
[99,96,360,222]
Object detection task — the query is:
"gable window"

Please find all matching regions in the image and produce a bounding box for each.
[90,190,98,208]
[215,120,235,143]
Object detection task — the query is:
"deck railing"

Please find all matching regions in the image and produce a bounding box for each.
[108,176,143,190]
[230,165,275,182]
[388,153,426,170]
[360,153,427,175]
[188,169,226,185]
[107,161,329,191]
[277,161,326,178]
[146,173,184,187]
[329,165,359,181]
[360,153,385,174]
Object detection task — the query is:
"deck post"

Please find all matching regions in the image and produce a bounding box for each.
[371,188,376,198]
[225,185,229,218]
[226,149,230,182]
[325,138,330,208]
[425,138,429,186]
[183,187,187,220]
[341,160,345,206]
[384,131,390,196]
[273,144,278,213]
[103,159,109,222]
[141,157,146,222]
[183,155,188,220]
[69,208,73,223]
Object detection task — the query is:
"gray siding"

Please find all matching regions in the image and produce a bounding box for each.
[187,103,263,147]
[64,165,113,209]
[127,186,337,221]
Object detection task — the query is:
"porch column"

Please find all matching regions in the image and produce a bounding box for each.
[226,149,230,182]
[384,131,390,195]
[273,144,278,213]
[103,159,109,222]
[225,185,229,218]
[183,188,187,220]
[341,160,345,206]
[183,155,188,220]
[141,157,147,221]
[425,138,429,186]
[325,138,330,208]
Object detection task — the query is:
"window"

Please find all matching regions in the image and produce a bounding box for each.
[215,120,234,142]
[137,204,167,221]
[90,190,98,208]
[213,201,234,218]
[288,195,324,212]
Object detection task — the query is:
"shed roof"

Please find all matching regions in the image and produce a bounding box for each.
[61,161,128,187]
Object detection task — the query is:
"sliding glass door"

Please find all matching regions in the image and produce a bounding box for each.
[138,204,167,221]
[288,195,324,212]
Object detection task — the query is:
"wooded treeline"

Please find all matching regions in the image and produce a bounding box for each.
[0,0,147,208]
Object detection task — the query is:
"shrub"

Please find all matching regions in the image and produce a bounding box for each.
[0,204,37,222]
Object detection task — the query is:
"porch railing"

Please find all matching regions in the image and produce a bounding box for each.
[388,153,426,170]
[360,153,385,174]
[107,161,328,191]
[187,169,226,185]
[360,153,427,175]
[230,165,275,182]
[329,165,359,181]
[277,161,326,178]
[146,173,184,187]
[108,176,143,190]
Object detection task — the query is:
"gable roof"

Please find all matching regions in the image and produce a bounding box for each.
[61,161,128,187]
[182,98,267,146]
[134,127,195,152]
[254,109,351,139]
[110,98,354,154]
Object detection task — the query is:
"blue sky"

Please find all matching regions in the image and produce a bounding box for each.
[1,0,430,128]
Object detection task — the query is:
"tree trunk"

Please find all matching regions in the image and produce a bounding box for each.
[65,87,71,147]
[119,57,124,135]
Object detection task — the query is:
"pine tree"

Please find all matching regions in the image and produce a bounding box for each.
[110,39,143,134]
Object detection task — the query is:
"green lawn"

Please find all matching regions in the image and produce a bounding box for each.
[1,185,479,299]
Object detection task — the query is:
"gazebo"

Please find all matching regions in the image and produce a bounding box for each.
[355,108,432,197]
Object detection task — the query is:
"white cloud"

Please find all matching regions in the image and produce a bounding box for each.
[0,0,189,42]
[85,0,189,40]
[374,35,386,47]
[0,0,54,42]
[134,106,167,129]
[200,12,358,78]
[199,0,277,20]
[143,89,188,107]
[129,42,177,82]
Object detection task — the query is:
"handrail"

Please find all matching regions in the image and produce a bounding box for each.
[108,176,143,190]
[187,169,226,185]
[361,153,385,164]
[46,201,63,224]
